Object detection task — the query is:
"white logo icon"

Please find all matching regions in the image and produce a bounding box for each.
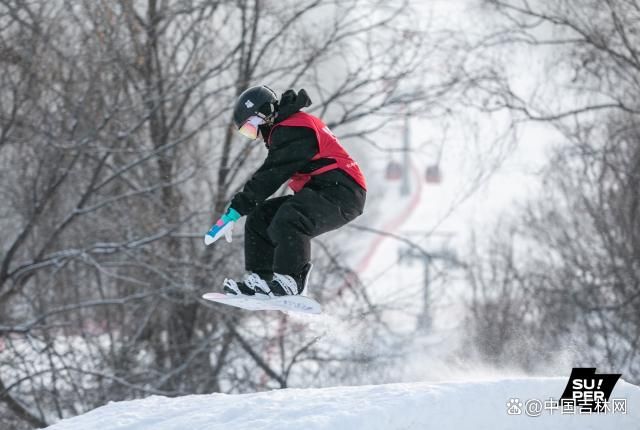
[506,398,523,415]
[245,99,254,108]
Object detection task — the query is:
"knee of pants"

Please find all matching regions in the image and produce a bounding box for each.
[245,211,258,232]
[266,217,289,244]
[267,209,309,244]
[245,208,270,234]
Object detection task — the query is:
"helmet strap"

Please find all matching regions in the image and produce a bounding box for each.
[256,107,276,124]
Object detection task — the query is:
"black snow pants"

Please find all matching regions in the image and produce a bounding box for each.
[244,170,366,277]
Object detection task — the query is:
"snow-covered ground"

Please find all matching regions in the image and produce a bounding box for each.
[45,377,640,430]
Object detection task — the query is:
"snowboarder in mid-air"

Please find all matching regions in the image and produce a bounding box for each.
[204,86,366,298]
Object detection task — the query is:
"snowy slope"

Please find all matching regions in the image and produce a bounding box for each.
[45,377,639,430]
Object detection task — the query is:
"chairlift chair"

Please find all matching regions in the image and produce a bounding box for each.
[425,164,442,184]
[385,160,403,181]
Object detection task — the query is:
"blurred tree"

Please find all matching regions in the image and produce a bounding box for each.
[465,0,640,382]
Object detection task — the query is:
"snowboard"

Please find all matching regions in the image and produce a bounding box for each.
[202,292,322,314]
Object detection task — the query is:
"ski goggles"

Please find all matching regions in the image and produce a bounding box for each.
[237,115,265,140]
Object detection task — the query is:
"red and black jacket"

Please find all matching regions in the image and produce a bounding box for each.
[230,89,366,216]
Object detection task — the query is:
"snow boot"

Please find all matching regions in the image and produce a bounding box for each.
[223,272,270,296]
[256,263,313,297]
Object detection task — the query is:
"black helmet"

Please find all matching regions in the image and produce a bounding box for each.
[232,85,278,129]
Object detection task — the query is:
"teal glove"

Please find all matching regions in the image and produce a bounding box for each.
[204,207,241,246]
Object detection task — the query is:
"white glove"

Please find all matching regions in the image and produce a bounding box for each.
[204,208,241,246]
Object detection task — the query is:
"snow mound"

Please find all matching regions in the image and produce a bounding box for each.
[45,377,639,430]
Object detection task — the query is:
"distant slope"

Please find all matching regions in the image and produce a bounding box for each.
[45,377,640,430]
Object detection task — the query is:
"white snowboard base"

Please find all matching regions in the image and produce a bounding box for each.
[202,292,322,314]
